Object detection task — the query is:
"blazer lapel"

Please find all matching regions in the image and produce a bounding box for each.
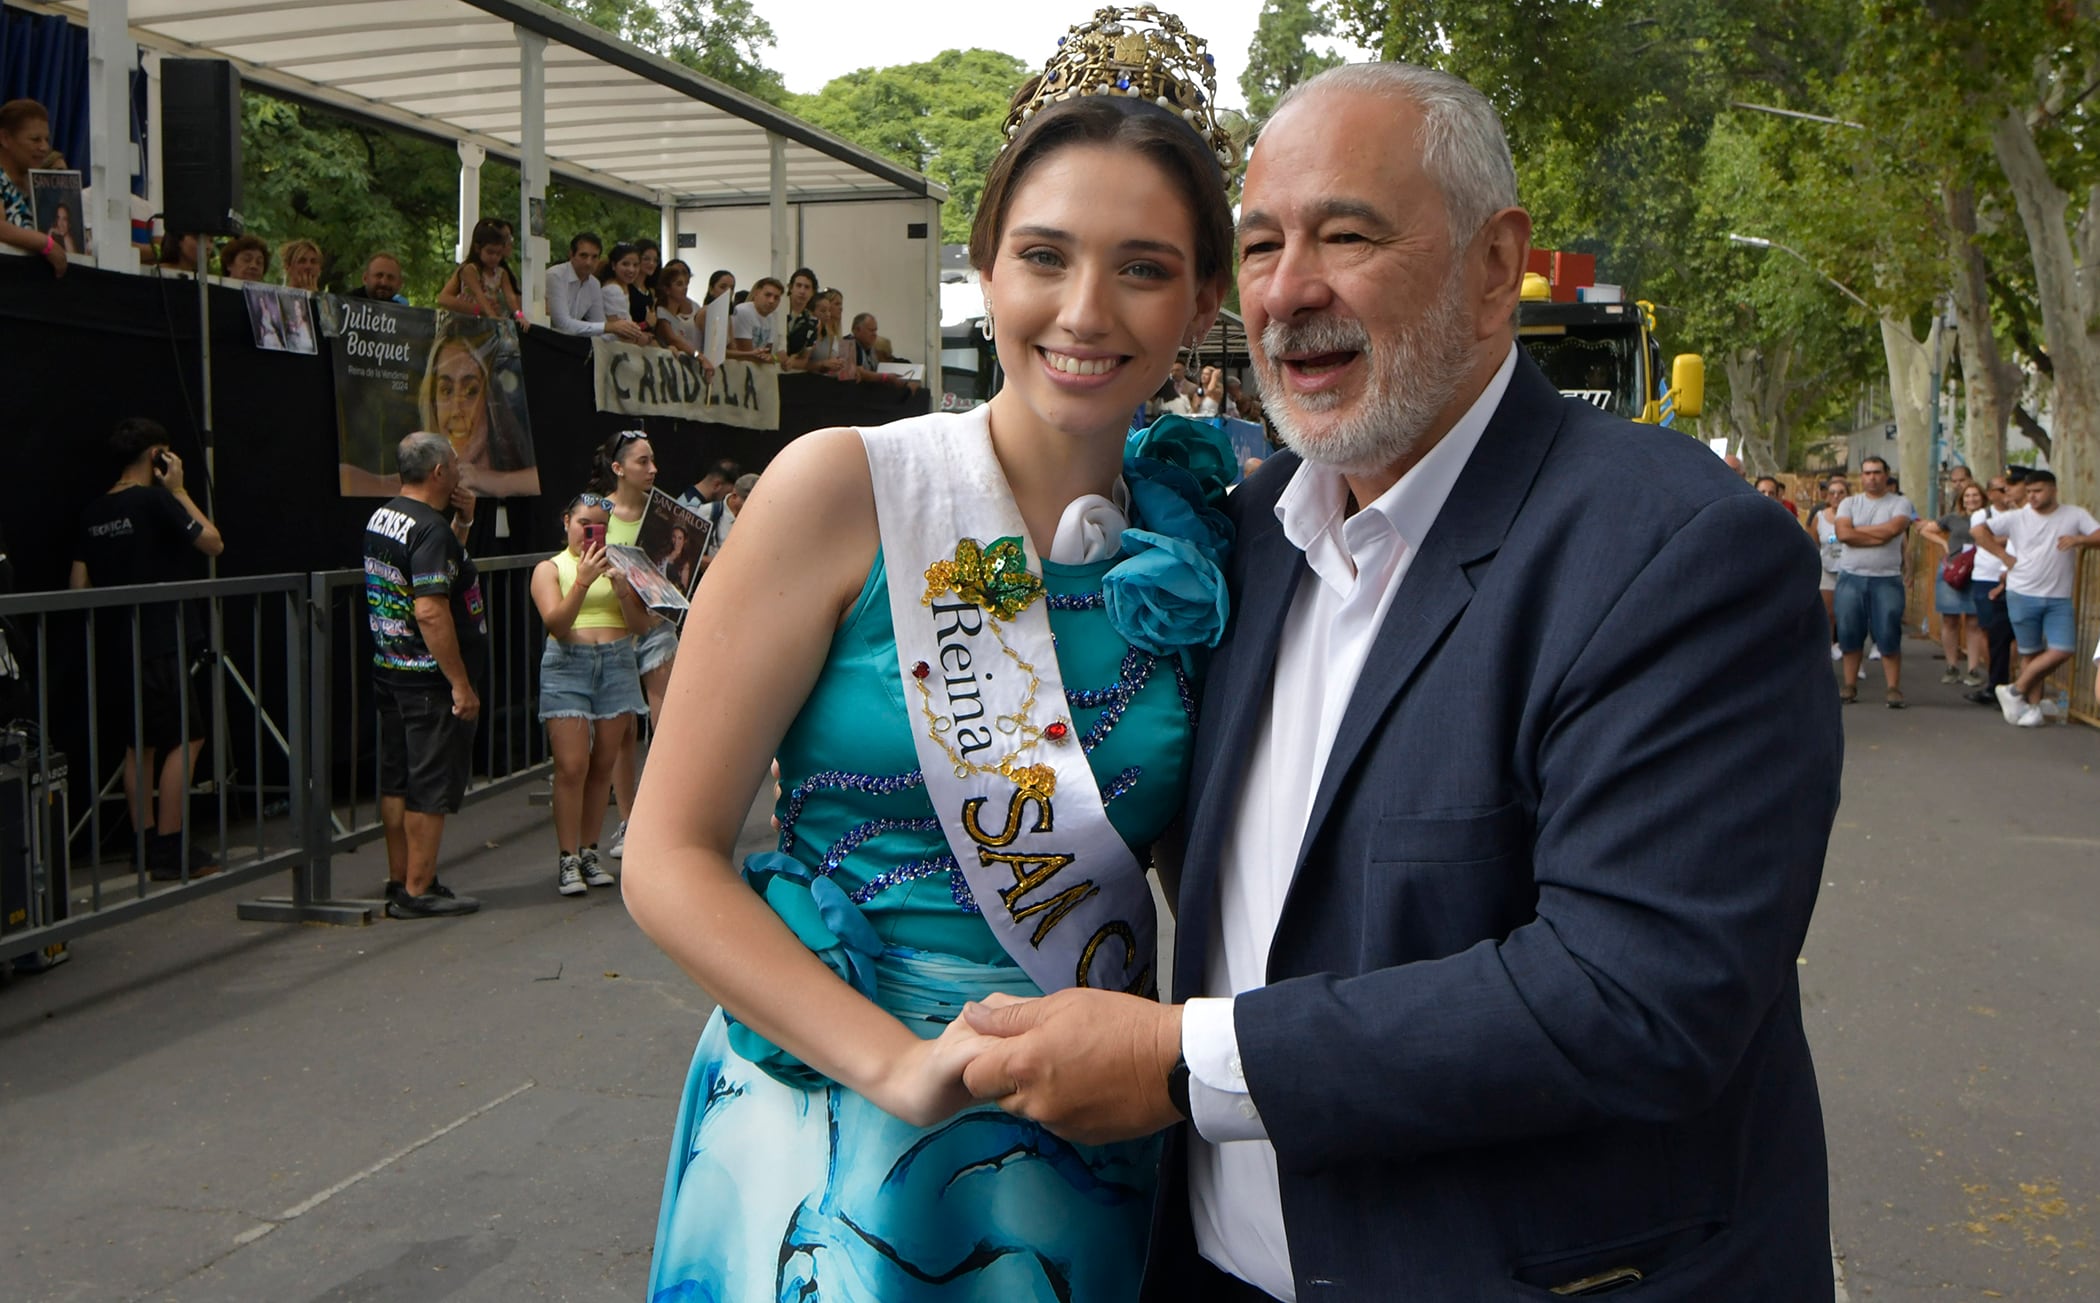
[1175,495,1304,994]
[1286,357,1569,898]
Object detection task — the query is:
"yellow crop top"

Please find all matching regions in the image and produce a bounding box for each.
[551,548,628,631]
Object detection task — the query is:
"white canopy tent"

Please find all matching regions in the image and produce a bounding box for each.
[22,0,945,370]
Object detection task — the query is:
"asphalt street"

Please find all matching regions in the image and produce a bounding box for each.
[1,640,2094,1301]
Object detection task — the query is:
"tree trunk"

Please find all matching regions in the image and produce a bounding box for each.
[1880,314,1941,510]
[1722,341,1792,475]
[1942,181,2017,475]
[1991,108,2100,508]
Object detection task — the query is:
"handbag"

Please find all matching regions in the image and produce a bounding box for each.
[1941,546,1975,589]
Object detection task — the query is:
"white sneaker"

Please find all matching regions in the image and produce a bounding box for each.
[2015,703,2045,727]
[557,854,587,897]
[1995,684,2025,725]
[579,846,616,888]
[1868,646,1882,661]
[1830,643,1843,661]
[609,820,626,859]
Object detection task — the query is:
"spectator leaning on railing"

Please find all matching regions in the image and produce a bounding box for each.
[729,277,783,362]
[438,218,526,328]
[348,251,409,304]
[280,238,323,291]
[0,99,66,278]
[1976,468,2100,728]
[221,234,269,282]
[598,242,654,334]
[548,231,650,344]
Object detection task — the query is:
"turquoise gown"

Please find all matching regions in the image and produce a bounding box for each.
[647,547,1196,1303]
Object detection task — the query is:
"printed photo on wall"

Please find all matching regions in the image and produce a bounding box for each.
[318,296,539,498]
[634,489,712,601]
[27,169,84,255]
[245,284,318,356]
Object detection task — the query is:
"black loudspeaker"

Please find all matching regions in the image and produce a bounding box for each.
[162,59,244,236]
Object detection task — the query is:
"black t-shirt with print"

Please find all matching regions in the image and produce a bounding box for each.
[74,485,207,655]
[363,495,487,687]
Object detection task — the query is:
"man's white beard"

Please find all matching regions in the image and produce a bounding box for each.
[1258,266,1474,476]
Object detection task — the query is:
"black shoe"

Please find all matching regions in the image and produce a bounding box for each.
[386,890,480,919]
[146,833,220,881]
[1965,688,1997,706]
[384,879,408,906]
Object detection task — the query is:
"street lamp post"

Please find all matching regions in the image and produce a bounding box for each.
[1727,234,1873,311]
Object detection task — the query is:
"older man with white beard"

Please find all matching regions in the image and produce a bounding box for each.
[961,61,1842,1302]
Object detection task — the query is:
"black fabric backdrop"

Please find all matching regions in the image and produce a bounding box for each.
[0,259,928,592]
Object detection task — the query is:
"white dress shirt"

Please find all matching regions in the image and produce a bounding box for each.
[546,261,606,335]
[1184,345,1516,1300]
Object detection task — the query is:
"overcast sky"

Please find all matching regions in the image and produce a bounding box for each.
[762,1,1373,114]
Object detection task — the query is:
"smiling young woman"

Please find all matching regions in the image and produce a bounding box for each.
[624,17,1244,1299]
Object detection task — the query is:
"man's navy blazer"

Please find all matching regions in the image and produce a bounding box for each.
[1147,354,1842,1301]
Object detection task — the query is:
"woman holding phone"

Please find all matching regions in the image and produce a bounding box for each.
[531,491,651,897]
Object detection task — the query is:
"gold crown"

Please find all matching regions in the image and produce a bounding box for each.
[1004,5,1240,170]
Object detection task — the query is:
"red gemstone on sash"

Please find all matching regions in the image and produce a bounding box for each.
[1044,721,1070,741]
[911,661,930,679]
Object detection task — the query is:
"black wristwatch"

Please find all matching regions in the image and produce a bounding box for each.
[1167,1053,1192,1120]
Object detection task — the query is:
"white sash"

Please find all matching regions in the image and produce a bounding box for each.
[861,409,1156,996]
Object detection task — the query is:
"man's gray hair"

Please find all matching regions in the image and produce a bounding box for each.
[1271,63,1519,244]
[397,431,454,485]
[733,473,759,496]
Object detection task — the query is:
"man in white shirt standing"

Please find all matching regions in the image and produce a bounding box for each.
[961,62,1839,1302]
[729,278,783,362]
[546,231,648,344]
[1975,468,2100,726]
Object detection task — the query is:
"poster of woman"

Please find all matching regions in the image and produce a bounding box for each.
[634,489,711,600]
[321,296,538,497]
[28,169,83,255]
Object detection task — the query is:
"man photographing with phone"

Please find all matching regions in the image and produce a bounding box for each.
[71,418,225,881]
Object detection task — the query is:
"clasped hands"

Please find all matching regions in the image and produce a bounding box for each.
[883,989,1185,1146]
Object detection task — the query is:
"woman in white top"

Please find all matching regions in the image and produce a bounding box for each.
[651,262,716,377]
[1812,474,1848,656]
[1192,364,1226,416]
[599,242,653,332]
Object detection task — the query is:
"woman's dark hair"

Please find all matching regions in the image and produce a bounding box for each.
[968,93,1232,288]
[157,220,197,268]
[703,269,735,303]
[106,417,168,479]
[221,234,270,273]
[652,259,692,309]
[587,430,650,495]
[788,267,819,296]
[599,242,639,285]
[0,99,49,135]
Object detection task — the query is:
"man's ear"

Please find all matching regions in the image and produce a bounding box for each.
[1473,206,1533,342]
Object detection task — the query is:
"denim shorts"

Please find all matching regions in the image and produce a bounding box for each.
[636,620,679,676]
[539,638,648,721]
[2005,592,2075,654]
[1933,575,1975,616]
[1834,572,1905,654]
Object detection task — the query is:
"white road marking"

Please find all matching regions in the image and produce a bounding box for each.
[231,1080,536,1247]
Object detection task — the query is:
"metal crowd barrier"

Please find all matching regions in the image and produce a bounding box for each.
[0,559,552,966]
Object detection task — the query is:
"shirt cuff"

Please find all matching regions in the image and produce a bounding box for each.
[1182,996,1268,1143]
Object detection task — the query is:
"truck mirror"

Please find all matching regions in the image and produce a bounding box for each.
[1670,354,1705,419]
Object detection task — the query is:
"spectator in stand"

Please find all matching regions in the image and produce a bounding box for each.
[678,460,741,512]
[0,99,66,278]
[636,238,662,292]
[548,231,650,343]
[156,221,204,274]
[1834,456,1916,707]
[1810,474,1848,659]
[438,218,526,327]
[280,238,323,291]
[599,242,655,335]
[363,432,485,918]
[796,289,849,376]
[783,268,820,355]
[701,269,735,306]
[222,235,270,282]
[1976,469,2100,727]
[69,417,226,881]
[730,277,784,362]
[652,262,716,376]
[1965,473,2020,705]
[1921,480,1988,687]
[349,251,409,303]
[531,490,648,897]
[848,312,921,394]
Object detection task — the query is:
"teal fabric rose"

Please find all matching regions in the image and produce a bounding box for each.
[1126,457,1231,566]
[1127,414,1238,506]
[1103,528,1230,657]
[723,852,885,1089]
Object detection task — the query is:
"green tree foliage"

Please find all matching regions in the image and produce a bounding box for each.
[545,0,788,103]
[1241,0,1345,123]
[788,49,1032,244]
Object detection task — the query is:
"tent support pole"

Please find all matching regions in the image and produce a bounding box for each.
[516,26,549,323]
